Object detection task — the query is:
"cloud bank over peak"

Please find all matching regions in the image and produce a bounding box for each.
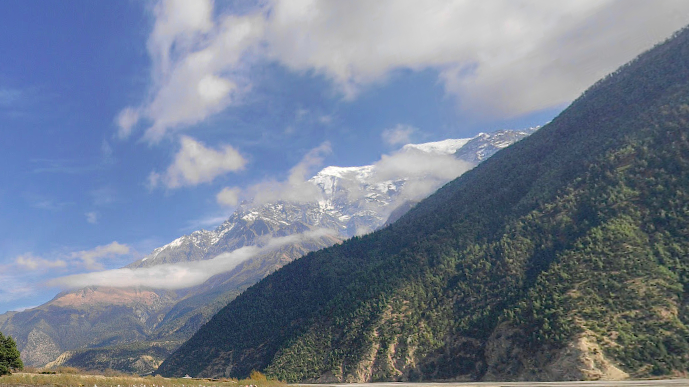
[48,229,335,290]
[240,134,473,216]
[244,141,332,206]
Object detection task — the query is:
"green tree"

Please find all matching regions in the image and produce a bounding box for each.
[0,331,23,376]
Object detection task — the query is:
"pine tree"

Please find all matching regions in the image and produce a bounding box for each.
[0,331,23,376]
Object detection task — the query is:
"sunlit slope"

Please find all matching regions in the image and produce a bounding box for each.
[159,26,689,382]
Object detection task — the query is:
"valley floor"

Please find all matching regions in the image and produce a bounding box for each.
[0,372,283,387]
[301,380,689,387]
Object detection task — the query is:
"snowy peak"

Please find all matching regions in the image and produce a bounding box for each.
[453,127,538,164]
[314,165,374,180]
[402,138,472,155]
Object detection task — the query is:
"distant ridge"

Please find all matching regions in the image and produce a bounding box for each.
[158,26,689,382]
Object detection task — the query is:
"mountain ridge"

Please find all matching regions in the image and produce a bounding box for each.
[157,26,689,382]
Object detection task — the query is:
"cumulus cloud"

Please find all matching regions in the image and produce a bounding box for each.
[71,242,131,270]
[15,253,67,270]
[247,142,331,205]
[150,135,246,189]
[118,0,689,137]
[382,124,417,147]
[216,186,241,206]
[48,229,335,290]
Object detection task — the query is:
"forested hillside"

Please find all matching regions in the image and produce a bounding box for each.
[158,26,689,382]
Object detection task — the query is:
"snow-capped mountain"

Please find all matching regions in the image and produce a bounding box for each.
[131,127,537,269]
[2,127,536,374]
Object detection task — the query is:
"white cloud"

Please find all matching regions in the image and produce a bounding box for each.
[116,107,140,139]
[120,0,689,138]
[48,229,335,290]
[264,0,689,115]
[374,149,470,183]
[148,0,214,78]
[217,186,241,207]
[343,146,474,212]
[382,124,417,147]
[121,0,266,142]
[85,211,98,224]
[15,253,67,270]
[71,241,131,270]
[248,142,331,205]
[151,135,246,189]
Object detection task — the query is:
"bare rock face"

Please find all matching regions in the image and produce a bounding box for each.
[23,329,62,366]
[545,336,628,381]
[50,287,170,309]
[483,324,628,382]
[44,351,71,369]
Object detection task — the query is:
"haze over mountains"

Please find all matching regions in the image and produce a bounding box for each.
[0,129,534,374]
[158,27,689,382]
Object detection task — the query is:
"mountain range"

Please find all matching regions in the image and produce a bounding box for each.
[157,27,689,382]
[0,128,534,374]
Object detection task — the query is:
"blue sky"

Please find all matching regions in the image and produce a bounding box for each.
[1,0,688,313]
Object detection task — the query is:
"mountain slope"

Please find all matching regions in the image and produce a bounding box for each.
[0,130,532,373]
[157,27,689,382]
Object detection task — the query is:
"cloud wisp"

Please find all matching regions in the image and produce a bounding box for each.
[319,145,474,223]
[0,272,43,310]
[382,124,417,147]
[14,242,132,272]
[216,186,241,207]
[150,135,246,189]
[118,0,265,142]
[85,211,99,224]
[244,141,332,205]
[15,254,67,270]
[118,0,689,140]
[47,229,335,290]
[72,242,130,270]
